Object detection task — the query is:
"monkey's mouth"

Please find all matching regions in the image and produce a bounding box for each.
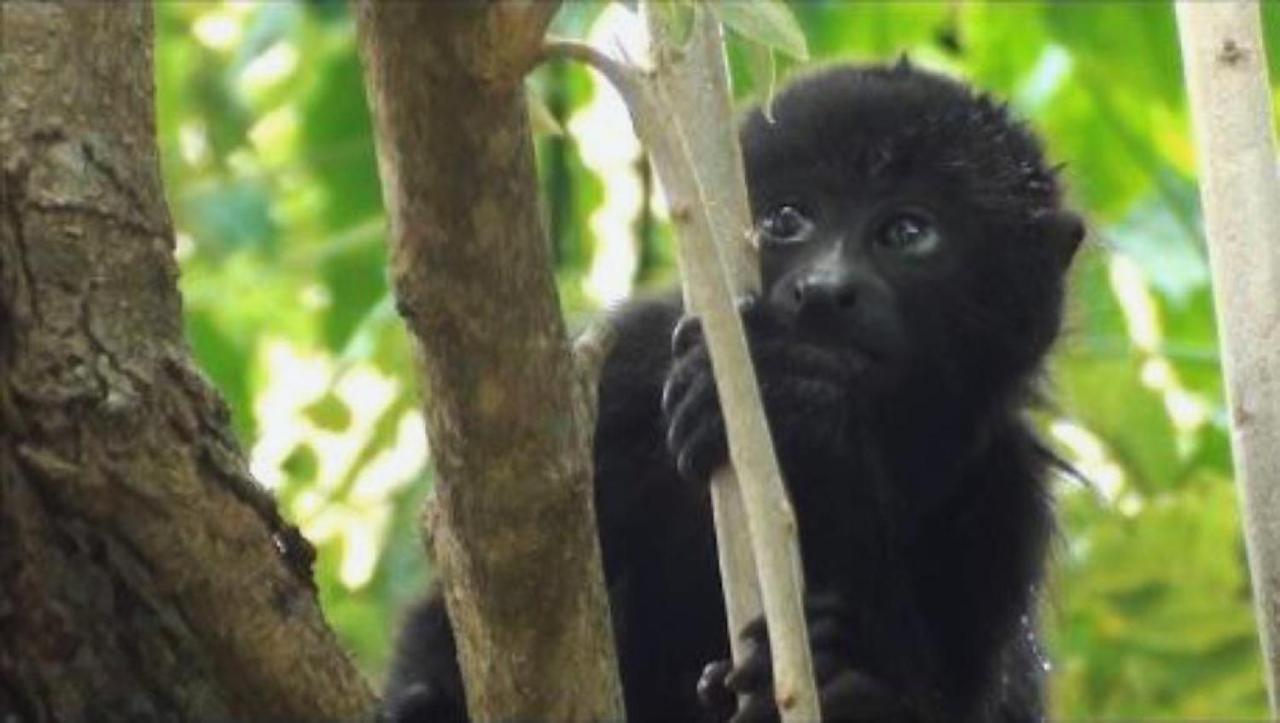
[794,325,890,368]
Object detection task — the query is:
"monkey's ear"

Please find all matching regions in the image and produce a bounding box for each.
[1045,210,1085,267]
[893,53,913,73]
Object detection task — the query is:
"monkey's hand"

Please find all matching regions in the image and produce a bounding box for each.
[662,296,864,485]
[696,592,914,723]
[380,681,467,723]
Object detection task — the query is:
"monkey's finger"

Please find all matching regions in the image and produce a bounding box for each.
[672,314,705,358]
[729,692,780,723]
[661,348,712,418]
[724,648,772,693]
[675,418,727,485]
[665,372,720,451]
[739,294,794,339]
[739,616,769,646]
[697,660,737,721]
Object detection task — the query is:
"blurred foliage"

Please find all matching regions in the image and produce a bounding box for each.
[154,1,1279,716]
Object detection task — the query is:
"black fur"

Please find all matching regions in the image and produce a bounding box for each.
[384,62,1082,722]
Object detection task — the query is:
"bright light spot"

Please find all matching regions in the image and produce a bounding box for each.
[300,283,331,311]
[174,231,196,263]
[1140,357,1210,433]
[178,122,209,167]
[571,5,648,306]
[1015,45,1073,113]
[353,412,429,503]
[1050,419,1126,502]
[248,340,421,590]
[1108,255,1161,352]
[192,12,241,51]
[294,490,324,520]
[1117,492,1144,517]
[227,149,258,176]
[241,42,299,95]
[339,513,385,589]
[250,341,333,489]
[1166,388,1211,431]
[248,106,298,163]
[1068,534,1092,563]
[1140,356,1174,390]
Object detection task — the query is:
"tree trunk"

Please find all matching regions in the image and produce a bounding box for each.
[354,2,624,720]
[0,3,374,720]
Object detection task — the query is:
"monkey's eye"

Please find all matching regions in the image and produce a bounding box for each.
[759,205,814,244]
[877,213,941,256]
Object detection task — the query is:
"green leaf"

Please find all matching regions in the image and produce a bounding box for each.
[321,239,388,350]
[710,0,809,61]
[793,2,945,59]
[182,181,277,257]
[282,443,319,483]
[184,309,256,440]
[649,0,696,48]
[304,393,353,432]
[527,87,564,137]
[1043,2,1183,111]
[1107,177,1207,306]
[741,37,778,121]
[1058,354,1180,493]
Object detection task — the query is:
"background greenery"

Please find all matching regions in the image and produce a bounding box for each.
[154,2,1280,717]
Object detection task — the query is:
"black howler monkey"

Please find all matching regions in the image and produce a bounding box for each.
[384,60,1083,723]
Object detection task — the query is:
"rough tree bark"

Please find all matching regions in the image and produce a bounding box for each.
[354,2,623,720]
[0,4,374,720]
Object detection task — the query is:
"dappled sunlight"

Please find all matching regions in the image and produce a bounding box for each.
[573,5,647,307]
[155,0,1279,712]
[250,340,424,590]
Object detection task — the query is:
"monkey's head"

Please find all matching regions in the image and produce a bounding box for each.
[740,61,1084,409]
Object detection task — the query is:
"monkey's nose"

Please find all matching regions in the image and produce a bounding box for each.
[793,276,858,312]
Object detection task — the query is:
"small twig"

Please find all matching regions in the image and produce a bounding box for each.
[541,38,646,110]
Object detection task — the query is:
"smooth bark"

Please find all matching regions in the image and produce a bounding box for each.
[546,5,820,716]
[1176,1,1280,712]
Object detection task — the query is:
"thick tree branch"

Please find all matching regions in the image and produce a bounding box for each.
[354,2,623,719]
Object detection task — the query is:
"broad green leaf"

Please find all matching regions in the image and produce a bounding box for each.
[711,0,809,61]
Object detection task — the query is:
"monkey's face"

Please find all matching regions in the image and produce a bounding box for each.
[740,64,1083,404]
[749,174,973,395]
